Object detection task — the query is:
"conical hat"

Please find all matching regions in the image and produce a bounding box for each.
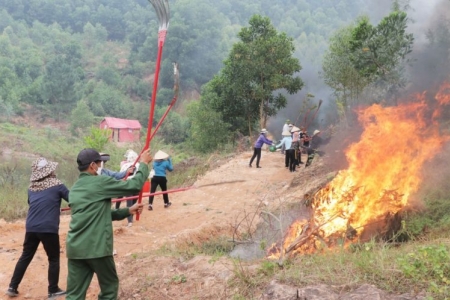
[291,126,300,132]
[313,129,321,135]
[154,150,169,160]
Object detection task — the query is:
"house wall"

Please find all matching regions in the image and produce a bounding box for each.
[118,128,139,142]
[99,120,140,142]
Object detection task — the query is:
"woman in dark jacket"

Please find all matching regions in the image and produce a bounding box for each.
[249,128,274,168]
[6,157,68,298]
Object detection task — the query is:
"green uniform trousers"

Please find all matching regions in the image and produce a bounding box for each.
[66,256,119,300]
[305,152,315,167]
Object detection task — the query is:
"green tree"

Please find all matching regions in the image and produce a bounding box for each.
[40,41,84,118]
[156,0,227,90]
[85,82,131,118]
[208,15,303,135]
[69,100,95,136]
[154,106,188,144]
[321,24,368,121]
[322,6,414,108]
[187,99,232,153]
[348,10,414,102]
[83,126,111,151]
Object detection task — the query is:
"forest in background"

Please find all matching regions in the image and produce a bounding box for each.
[0,0,369,143]
[0,0,449,152]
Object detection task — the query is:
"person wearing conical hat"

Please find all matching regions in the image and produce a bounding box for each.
[249,128,274,168]
[281,119,292,155]
[275,130,296,172]
[148,150,173,211]
[7,157,69,298]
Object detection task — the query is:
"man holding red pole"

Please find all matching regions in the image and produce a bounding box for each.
[65,148,152,300]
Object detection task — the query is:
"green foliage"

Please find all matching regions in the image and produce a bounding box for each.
[40,41,84,117]
[70,100,95,136]
[187,99,232,153]
[323,7,414,109]
[147,0,228,90]
[171,274,187,284]
[397,245,450,296]
[258,260,278,276]
[349,11,413,80]
[0,160,31,221]
[207,14,303,135]
[0,96,15,121]
[83,126,111,151]
[322,24,368,113]
[153,106,189,144]
[85,82,132,118]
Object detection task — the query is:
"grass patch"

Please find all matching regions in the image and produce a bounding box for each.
[223,239,450,299]
[0,121,226,221]
[154,225,236,260]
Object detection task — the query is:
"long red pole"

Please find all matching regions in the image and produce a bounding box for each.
[144,30,167,150]
[60,186,193,212]
[136,29,168,221]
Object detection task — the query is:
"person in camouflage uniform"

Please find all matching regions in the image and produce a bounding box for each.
[304,129,328,167]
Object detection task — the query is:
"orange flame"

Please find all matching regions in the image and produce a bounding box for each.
[268,83,450,259]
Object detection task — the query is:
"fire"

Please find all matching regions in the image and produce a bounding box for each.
[268,84,450,259]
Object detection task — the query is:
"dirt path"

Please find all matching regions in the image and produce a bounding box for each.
[0,150,324,300]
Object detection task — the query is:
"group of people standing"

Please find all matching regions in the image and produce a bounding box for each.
[248,119,326,171]
[6,147,174,299]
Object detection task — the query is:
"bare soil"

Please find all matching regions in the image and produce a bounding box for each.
[0,149,330,300]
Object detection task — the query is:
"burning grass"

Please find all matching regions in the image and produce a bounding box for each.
[267,83,450,260]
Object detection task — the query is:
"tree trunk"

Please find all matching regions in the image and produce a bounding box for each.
[248,115,252,140]
[259,100,264,129]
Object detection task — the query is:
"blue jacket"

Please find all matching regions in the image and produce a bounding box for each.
[254,134,273,148]
[26,184,69,234]
[153,158,174,177]
[101,168,127,180]
[276,136,293,150]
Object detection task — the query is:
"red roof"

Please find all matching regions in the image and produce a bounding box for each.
[102,117,142,129]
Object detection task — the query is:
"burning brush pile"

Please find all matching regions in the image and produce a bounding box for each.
[268,83,450,259]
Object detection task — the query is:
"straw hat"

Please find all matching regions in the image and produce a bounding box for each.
[124,149,138,162]
[313,129,321,135]
[154,150,169,160]
[30,157,58,182]
[291,126,300,132]
[282,130,291,136]
[260,128,268,134]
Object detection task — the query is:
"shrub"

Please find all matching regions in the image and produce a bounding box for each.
[83,126,111,151]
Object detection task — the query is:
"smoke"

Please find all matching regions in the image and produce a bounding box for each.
[267,61,333,137]
[406,0,450,92]
[268,0,450,169]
